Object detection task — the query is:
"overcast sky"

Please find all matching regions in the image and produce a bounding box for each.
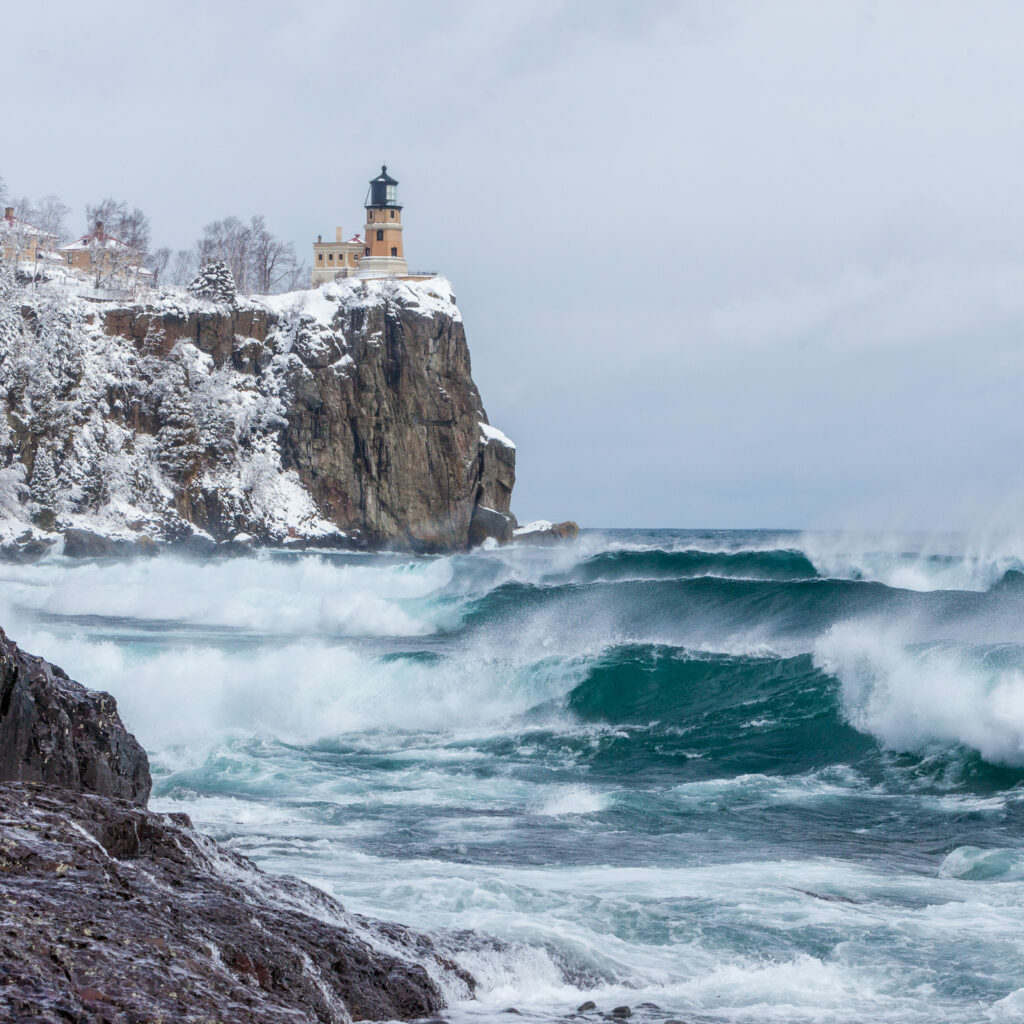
[4,1,1024,529]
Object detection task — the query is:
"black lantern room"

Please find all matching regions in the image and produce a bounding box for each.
[366,165,401,209]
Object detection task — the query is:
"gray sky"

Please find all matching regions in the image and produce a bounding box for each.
[4,1,1024,529]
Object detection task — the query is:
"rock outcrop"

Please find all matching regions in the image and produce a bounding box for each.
[0,271,517,553]
[0,629,474,1021]
[0,626,150,804]
[0,785,469,1023]
[513,520,580,544]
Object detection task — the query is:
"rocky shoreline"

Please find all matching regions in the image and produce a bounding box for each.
[0,626,475,1021]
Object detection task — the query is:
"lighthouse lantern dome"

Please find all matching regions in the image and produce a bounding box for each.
[368,165,401,209]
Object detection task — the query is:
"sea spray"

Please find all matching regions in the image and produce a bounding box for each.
[5,529,1024,1022]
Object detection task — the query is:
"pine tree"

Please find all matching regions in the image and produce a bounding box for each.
[188,259,236,303]
[156,369,203,485]
[29,443,59,530]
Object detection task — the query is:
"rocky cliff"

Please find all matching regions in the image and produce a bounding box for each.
[0,627,476,1021]
[0,266,516,555]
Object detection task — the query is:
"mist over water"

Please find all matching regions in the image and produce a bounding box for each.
[4,530,1024,1022]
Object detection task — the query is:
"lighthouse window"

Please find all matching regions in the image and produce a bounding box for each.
[391,247,398,257]
[390,210,395,219]
[386,185,397,203]
[377,230,384,241]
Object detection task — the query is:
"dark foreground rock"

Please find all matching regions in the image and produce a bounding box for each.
[0,628,475,1021]
[0,784,470,1023]
[0,627,150,805]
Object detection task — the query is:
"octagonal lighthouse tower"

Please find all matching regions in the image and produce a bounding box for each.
[360,165,408,277]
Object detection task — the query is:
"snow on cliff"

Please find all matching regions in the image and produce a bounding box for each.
[0,268,514,553]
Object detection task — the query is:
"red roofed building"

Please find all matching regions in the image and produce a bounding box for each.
[1,206,56,264]
[60,221,151,289]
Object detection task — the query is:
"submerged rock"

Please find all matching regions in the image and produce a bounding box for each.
[513,520,579,544]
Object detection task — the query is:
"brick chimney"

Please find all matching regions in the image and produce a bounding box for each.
[94,220,104,239]
[335,226,344,242]
[3,207,13,221]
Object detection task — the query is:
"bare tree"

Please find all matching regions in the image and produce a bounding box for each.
[197,216,253,293]
[84,199,151,253]
[24,195,70,246]
[83,199,151,291]
[147,246,171,288]
[169,249,197,287]
[283,259,310,293]
[195,214,299,296]
[250,215,297,293]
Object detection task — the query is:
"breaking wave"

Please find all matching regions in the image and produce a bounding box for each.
[6,528,1024,1022]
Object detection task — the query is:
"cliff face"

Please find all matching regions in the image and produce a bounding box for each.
[0,629,475,1021]
[0,271,516,553]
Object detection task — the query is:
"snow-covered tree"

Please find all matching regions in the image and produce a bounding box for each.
[0,463,27,517]
[188,259,236,303]
[29,443,59,529]
[0,252,23,350]
[196,217,252,293]
[156,368,203,484]
[194,215,298,296]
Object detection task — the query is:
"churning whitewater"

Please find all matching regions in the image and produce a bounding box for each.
[4,529,1024,1023]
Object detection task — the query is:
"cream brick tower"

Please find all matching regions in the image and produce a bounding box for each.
[359,165,408,277]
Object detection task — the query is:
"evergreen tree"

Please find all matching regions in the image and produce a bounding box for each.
[188,259,236,303]
[29,443,59,529]
[0,252,23,354]
[157,369,203,484]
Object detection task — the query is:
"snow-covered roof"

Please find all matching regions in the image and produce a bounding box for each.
[0,215,43,238]
[61,233,138,253]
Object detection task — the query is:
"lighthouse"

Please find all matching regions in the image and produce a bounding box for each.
[360,165,408,277]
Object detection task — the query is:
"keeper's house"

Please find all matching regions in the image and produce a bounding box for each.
[61,221,151,286]
[312,165,419,286]
[1,206,55,263]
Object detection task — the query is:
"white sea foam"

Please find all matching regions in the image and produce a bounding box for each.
[799,528,1024,592]
[815,623,1024,764]
[536,785,610,817]
[0,553,458,637]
